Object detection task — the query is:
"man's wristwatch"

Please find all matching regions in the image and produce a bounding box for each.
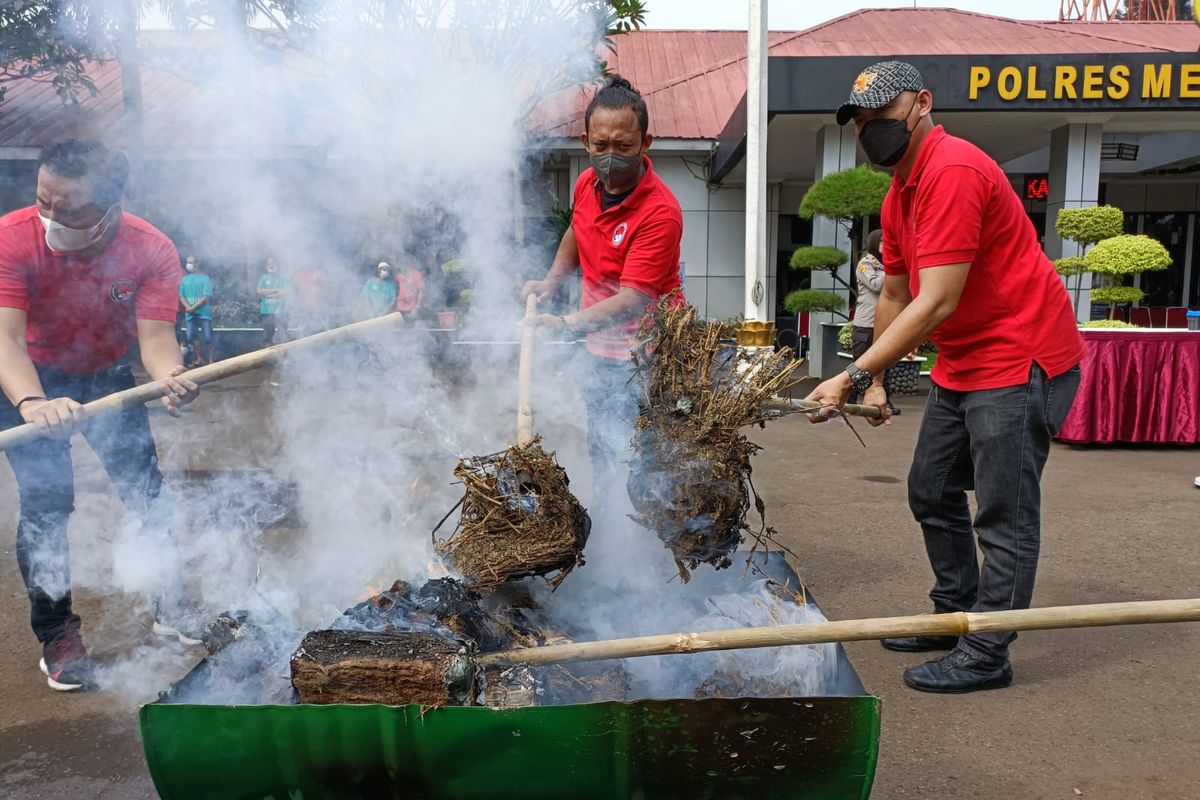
[845,363,873,395]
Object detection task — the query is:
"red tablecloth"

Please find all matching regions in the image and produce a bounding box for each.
[1057,330,1200,445]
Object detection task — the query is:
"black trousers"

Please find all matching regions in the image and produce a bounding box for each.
[0,361,167,643]
[908,365,1081,663]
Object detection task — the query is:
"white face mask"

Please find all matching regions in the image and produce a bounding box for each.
[185,261,197,272]
[39,204,121,253]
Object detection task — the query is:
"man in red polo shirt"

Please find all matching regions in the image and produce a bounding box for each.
[0,139,200,692]
[806,62,1084,693]
[523,75,683,501]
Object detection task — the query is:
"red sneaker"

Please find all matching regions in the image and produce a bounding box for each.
[38,618,96,692]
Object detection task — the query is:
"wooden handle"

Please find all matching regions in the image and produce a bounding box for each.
[516,294,538,444]
[477,598,1200,667]
[0,313,405,453]
[766,397,883,420]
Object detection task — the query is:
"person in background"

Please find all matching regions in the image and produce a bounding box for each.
[179,255,215,366]
[362,261,399,318]
[257,257,287,346]
[522,75,683,500]
[0,139,201,692]
[806,61,1083,693]
[393,259,425,317]
[850,230,899,414]
[289,265,329,336]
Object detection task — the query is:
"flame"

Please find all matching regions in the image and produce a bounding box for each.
[356,584,382,604]
[426,556,451,578]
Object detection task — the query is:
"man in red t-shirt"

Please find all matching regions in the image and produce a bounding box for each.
[522,76,683,502]
[394,259,426,316]
[807,62,1084,693]
[0,139,201,692]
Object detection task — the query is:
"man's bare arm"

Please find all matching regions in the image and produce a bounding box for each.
[522,225,580,300]
[856,264,967,380]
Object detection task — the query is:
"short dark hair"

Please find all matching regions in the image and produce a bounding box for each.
[584,75,649,137]
[38,139,129,208]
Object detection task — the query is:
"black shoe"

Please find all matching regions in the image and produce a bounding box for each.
[881,634,958,652]
[39,617,97,692]
[887,403,902,416]
[903,649,1013,694]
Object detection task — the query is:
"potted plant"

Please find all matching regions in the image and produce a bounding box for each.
[1053,205,1124,313]
[438,259,469,328]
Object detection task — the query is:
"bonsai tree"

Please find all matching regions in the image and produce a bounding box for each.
[788,165,890,320]
[783,289,845,315]
[1054,205,1125,310]
[1085,234,1172,318]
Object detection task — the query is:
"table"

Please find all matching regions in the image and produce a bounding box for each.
[1056,329,1200,445]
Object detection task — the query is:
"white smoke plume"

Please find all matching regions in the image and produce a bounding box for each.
[9,0,842,704]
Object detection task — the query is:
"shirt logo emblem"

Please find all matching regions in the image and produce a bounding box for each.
[612,222,629,247]
[109,278,138,303]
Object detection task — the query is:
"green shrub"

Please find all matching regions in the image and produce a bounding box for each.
[837,322,853,350]
[1090,285,1145,305]
[1080,319,1142,328]
[798,165,891,221]
[783,289,845,314]
[1055,205,1125,246]
[1086,235,1172,275]
[1054,256,1088,277]
[789,245,848,271]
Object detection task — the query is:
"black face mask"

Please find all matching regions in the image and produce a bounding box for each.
[859,98,919,168]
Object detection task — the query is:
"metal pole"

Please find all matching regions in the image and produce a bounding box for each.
[744,0,769,321]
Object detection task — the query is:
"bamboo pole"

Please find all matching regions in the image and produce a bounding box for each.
[477,598,1200,667]
[764,397,883,420]
[515,294,538,445]
[0,313,405,452]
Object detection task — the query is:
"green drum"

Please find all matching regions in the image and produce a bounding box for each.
[140,554,881,799]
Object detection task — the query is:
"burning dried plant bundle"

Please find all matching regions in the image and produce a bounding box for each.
[628,298,802,579]
[436,436,590,589]
[290,630,476,707]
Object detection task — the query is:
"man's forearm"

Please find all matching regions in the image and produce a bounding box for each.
[858,296,946,381]
[566,288,648,332]
[0,338,46,406]
[138,323,186,381]
[543,227,580,286]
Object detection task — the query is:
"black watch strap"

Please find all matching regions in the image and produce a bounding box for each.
[845,363,873,394]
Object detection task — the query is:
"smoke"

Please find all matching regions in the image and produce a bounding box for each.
[10,0,842,706]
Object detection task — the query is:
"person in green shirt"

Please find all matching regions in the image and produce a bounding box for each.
[361,261,399,318]
[179,256,215,366]
[257,257,288,346]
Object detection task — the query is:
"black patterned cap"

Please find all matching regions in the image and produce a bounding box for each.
[836,61,924,126]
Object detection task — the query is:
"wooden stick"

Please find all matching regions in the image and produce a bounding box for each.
[764,397,883,420]
[0,313,405,452]
[516,294,538,445]
[477,598,1200,667]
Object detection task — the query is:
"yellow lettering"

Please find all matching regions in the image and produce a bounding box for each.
[1026,66,1047,100]
[1108,65,1131,100]
[1082,65,1105,99]
[968,66,991,100]
[1055,66,1079,100]
[997,67,1022,101]
[1142,64,1172,98]
[1181,64,1200,99]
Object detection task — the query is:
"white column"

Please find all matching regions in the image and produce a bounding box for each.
[807,124,857,378]
[1045,122,1102,322]
[743,0,769,321]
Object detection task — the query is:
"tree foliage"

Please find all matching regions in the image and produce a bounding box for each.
[1055,205,1125,246]
[1053,255,1088,277]
[1090,285,1145,305]
[1086,234,1172,276]
[1080,319,1141,329]
[0,1,104,103]
[788,245,847,272]
[783,288,845,314]
[798,165,890,222]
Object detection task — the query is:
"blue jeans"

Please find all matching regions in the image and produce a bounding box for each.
[908,364,1081,663]
[0,360,167,643]
[185,316,213,345]
[582,353,639,500]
